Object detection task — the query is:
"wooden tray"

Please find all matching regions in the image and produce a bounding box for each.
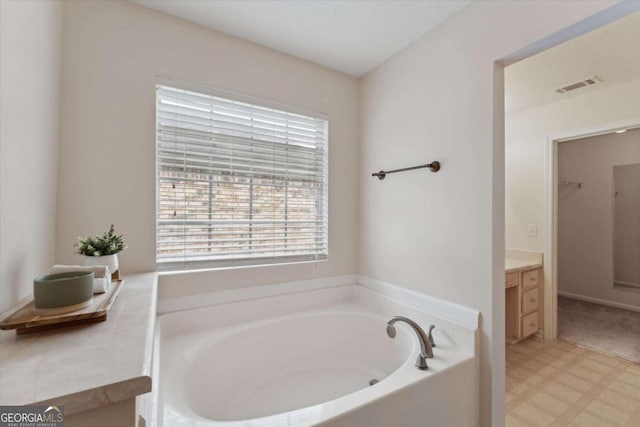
[0,280,124,335]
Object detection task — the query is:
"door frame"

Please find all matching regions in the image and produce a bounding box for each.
[543,117,640,339]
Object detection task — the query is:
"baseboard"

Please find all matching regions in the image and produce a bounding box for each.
[557,291,640,313]
[614,280,640,289]
[613,283,640,295]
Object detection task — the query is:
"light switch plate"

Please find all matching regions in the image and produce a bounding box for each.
[527,224,537,237]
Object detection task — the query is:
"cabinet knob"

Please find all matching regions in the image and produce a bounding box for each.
[530,276,535,281]
[530,298,536,303]
[530,322,535,327]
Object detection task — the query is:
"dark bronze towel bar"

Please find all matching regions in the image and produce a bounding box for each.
[371,161,441,180]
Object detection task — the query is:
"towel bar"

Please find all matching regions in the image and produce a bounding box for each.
[372,161,441,180]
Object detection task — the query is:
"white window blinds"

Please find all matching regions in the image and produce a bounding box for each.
[156,83,328,269]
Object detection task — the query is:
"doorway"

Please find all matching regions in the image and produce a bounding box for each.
[501,7,640,426]
[552,126,640,362]
[504,10,640,344]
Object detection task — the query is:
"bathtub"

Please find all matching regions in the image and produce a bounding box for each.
[156,282,478,427]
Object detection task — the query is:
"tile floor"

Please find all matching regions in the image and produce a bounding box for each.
[506,337,640,427]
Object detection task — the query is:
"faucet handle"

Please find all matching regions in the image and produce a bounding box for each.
[428,325,436,347]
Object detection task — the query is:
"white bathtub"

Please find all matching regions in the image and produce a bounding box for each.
[156,283,478,427]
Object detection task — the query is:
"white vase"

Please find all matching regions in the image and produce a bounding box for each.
[84,253,119,273]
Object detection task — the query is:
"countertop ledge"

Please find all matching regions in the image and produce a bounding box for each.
[505,250,543,273]
[505,259,543,273]
[0,272,157,416]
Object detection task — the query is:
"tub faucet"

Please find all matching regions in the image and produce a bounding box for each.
[386,316,434,370]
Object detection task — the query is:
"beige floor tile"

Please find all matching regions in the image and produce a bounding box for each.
[624,363,640,376]
[546,348,566,359]
[587,352,622,367]
[506,337,640,427]
[569,412,619,427]
[542,382,583,403]
[524,373,547,387]
[522,359,547,371]
[568,365,604,383]
[511,382,534,396]
[557,372,593,391]
[617,371,640,387]
[535,354,556,365]
[506,414,533,427]
[548,359,567,370]
[579,358,620,375]
[513,403,556,427]
[608,379,640,400]
[528,391,570,416]
[595,389,639,411]
[623,411,640,427]
[585,399,631,425]
[510,366,536,380]
[536,365,556,377]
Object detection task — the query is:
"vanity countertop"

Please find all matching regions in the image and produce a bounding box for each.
[0,272,157,416]
[505,249,543,273]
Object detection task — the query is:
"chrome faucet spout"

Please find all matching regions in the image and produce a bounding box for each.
[386,316,434,370]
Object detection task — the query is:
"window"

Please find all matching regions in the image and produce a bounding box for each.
[156,82,328,270]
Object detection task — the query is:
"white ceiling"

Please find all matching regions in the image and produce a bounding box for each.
[505,11,640,114]
[131,0,470,77]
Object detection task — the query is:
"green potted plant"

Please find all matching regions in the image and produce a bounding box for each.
[74,225,127,274]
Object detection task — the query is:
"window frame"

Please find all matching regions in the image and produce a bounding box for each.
[155,78,329,271]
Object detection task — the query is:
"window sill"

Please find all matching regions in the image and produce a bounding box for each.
[157,257,328,276]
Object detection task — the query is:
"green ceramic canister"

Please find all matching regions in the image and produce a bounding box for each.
[33,271,94,309]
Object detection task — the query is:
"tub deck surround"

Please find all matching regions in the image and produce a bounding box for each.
[505,249,543,273]
[158,274,480,331]
[157,283,479,427]
[157,274,360,314]
[0,272,157,417]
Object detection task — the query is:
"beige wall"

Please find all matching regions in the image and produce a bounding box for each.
[614,163,640,287]
[0,0,63,312]
[57,0,360,299]
[557,129,640,308]
[506,78,640,253]
[3,0,630,425]
[359,1,617,425]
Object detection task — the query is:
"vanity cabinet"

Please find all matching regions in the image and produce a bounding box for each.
[505,267,543,343]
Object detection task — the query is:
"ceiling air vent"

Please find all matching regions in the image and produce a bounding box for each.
[555,76,602,94]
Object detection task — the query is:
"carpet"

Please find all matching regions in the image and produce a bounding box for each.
[557,296,640,364]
